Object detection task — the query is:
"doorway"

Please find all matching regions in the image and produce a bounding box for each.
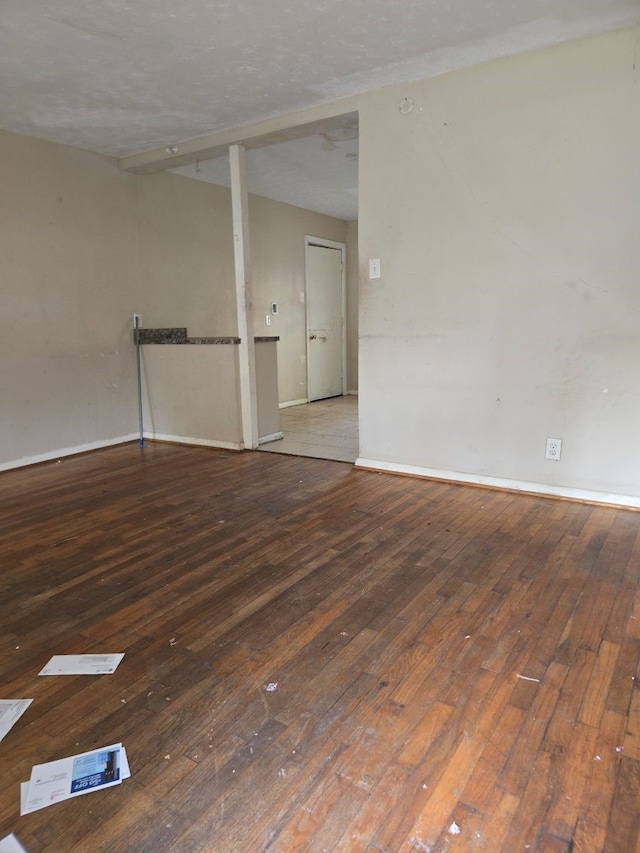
[259,395,358,463]
[305,236,346,402]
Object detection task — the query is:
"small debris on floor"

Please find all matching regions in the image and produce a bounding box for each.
[265,682,278,692]
[516,674,541,683]
[169,637,177,646]
[449,822,461,836]
[164,755,170,760]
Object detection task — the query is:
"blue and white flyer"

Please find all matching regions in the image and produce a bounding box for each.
[38,654,125,676]
[0,700,32,743]
[21,743,130,815]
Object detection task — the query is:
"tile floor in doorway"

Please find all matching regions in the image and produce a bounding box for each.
[259,395,359,463]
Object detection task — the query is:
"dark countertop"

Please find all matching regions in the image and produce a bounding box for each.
[135,328,278,345]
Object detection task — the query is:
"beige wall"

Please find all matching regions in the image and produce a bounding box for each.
[249,195,347,404]
[1,128,348,468]
[135,176,237,337]
[357,26,640,502]
[0,131,141,468]
[9,24,636,502]
[141,344,242,447]
[346,220,359,393]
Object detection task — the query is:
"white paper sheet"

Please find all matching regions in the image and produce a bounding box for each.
[21,743,130,815]
[0,700,32,743]
[38,654,124,676]
[0,834,27,853]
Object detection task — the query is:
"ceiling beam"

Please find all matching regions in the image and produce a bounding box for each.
[118,97,359,175]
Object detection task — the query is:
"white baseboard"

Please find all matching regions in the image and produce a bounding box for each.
[354,457,640,510]
[259,431,283,445]
[0,433,139,472]
[279,398,308,409]
[144,432,243,451]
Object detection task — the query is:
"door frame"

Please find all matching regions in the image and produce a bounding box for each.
[304,235,347,400]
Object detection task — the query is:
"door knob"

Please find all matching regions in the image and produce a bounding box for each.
[309,333,317,340]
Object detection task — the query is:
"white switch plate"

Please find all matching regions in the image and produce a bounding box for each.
[545,437,562,461]
[369,258,381,279]
[265,314,271,327]
[300,292,305,303]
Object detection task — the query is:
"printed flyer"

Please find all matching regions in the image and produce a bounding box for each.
[0,700,32,743]
[21,743,130,815]
[0,834,27,853]
[38,654,124,676]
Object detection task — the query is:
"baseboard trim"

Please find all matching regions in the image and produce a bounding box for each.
[258,431,283,445]
[144,432,243,451]
[347,390,359,396]
[279,398,308,409]
[0,433,140,472]
[354,457,640,510]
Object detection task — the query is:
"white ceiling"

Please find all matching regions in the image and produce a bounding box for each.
[2,0,638,220]
[171,132,360,221]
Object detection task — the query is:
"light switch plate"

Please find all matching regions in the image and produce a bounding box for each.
[369,258,381,279]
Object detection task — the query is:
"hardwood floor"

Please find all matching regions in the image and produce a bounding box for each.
[1,442,640,851]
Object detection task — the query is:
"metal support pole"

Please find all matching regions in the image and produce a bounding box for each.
[135,315,144,448]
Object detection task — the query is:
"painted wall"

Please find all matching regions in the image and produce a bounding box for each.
[346,220,359,393]
[249,195,347,405]
[135,177,237,337]
[141,345,242,448]
[1,128,349,468]
[357,26,640,502]
[0,131,141,468]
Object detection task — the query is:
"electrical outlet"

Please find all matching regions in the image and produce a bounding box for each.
[133,313,142,329]
[545,437,562,461]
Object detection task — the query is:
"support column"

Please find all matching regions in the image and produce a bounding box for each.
[229,144,258,449]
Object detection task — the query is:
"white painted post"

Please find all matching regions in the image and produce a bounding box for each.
[229,144,258,449]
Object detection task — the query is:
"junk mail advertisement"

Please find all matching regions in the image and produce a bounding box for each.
[21,743,129,815]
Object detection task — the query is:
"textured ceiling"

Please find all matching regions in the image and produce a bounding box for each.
[1,0,638,219]
[171,133,359,221]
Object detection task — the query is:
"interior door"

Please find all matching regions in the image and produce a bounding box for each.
[306,242,344,401]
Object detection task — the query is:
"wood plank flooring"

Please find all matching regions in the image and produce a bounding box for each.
[1,442,640,851]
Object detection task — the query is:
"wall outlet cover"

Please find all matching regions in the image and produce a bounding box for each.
[545,437,562,461]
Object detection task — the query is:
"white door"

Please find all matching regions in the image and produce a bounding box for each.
[306,240,345,401]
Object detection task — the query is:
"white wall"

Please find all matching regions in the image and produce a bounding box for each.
[357,26,640,503]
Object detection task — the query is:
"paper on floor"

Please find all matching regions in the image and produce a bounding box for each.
[0,700,32,743]
[38,654,124,676]
[0,834,27,853]
[20,743,130,815]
